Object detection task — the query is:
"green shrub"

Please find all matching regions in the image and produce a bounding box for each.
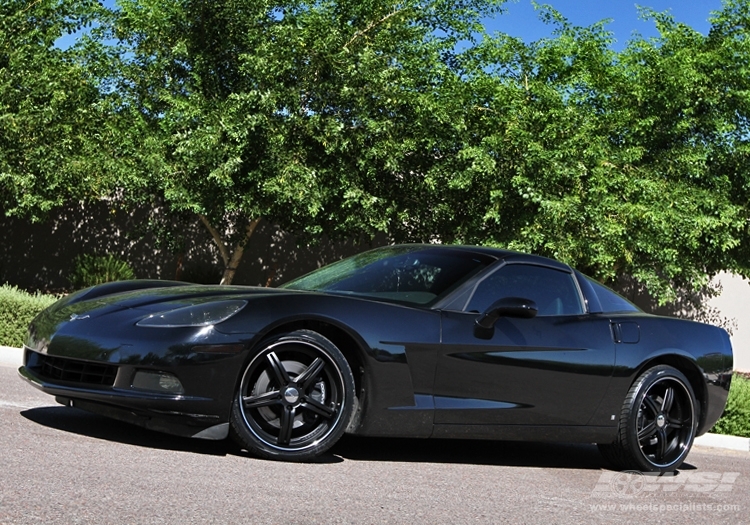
[0,285,58,347]
[68,254,135,290]
[711,374,750,438]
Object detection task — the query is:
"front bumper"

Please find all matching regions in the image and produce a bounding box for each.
[18,365,229,439]
[17,342,250,440]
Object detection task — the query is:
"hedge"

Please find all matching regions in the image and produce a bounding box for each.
[711,373,750,438]
[0,284,58,347]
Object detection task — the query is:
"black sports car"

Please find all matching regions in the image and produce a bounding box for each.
[19,244,732,472]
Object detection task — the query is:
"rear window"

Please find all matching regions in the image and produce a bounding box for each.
[587,278,641,313]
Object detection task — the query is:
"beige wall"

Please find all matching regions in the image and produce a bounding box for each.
[621,272,748,373]
[709,273,750,372]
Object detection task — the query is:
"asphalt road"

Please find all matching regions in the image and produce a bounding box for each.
[1,363,748,525]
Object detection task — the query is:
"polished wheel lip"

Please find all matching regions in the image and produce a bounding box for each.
[636,375,695,469]
[238,338,345,453]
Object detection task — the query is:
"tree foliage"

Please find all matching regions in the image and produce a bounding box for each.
[431,1,750,303]
[0,0,113,220]
[3,0,750,301]
[108,0,504,283]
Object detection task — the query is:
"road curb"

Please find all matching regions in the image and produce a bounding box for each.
[0,345,22,368]
[3,343,749,452]
[694,432,750,452]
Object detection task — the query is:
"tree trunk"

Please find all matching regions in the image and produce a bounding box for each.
[198,215,261,285]
[174,252,184,281]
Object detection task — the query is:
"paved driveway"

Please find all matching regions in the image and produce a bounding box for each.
[1,364,747,524]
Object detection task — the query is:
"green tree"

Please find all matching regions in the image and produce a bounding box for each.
[435,1,750,304]
[109,0,504,284]
[7,0,750,305]
[0,0,112,220]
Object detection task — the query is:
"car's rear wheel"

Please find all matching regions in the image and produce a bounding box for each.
[598,365,697,473]
[230,329,355,461]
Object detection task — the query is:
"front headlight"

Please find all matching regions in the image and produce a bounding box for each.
[136,300,247,328]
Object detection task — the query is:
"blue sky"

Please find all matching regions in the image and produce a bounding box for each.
[58,0,726,50]
[485,0,725,48]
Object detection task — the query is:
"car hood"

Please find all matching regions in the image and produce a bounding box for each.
[48,283,296,320]
[24,283,305,348]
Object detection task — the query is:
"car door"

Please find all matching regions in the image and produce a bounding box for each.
[434,262,615,426]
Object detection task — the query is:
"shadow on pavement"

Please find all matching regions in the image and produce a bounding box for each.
[331,434,610,469]
[17,405,641,470]
[21,406,241,457]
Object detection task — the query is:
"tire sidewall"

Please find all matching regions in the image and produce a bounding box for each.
[625,365,697,473]
[230,329,356,461]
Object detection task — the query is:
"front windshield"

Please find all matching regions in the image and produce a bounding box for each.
[280,245,495,305]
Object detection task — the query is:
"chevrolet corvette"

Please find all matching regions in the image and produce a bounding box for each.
[19,244,733,472]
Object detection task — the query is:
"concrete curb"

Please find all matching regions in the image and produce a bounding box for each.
[0,345,22,368]
[2,344,749,452]
[694,432,750,452]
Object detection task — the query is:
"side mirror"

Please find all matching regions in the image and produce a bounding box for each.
[474,297,538,339]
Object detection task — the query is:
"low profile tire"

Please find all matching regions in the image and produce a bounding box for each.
[598,365,697,473]
[230,329,355,462]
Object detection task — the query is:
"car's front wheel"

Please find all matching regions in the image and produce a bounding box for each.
[598,364,697,473]
[230,329,355,461]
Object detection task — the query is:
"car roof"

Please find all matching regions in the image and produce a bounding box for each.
[392,244,572,272]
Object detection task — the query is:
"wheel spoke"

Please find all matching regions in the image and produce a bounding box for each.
[642,395,661,417]
[243,390,281,409]
[654,428,668,461]
[296,357,325,391]
[638,420,658,441]
[278,407,295,446]
[666,416,690,430]
[661,386,674,413]
[267,351,291,386]
[302,395,336,418]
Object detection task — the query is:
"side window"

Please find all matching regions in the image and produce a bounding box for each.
[587,278,641,313]
[467,264,583,316]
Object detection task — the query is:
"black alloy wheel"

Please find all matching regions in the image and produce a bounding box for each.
[230,330,355,461]
[598,365,697,473]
